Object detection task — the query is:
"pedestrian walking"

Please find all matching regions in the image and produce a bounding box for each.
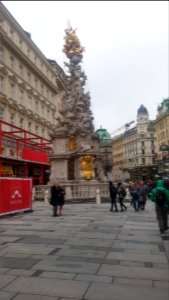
[117,182,127,211]
[149,179,169,236]
[109,181,118,212]
[50,182,65,217]
[139,182,149,210]
[132,184,140,212]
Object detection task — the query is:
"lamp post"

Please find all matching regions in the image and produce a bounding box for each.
[102,138,112,177]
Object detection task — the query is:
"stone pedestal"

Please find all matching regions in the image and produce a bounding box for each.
[49,133,104,185]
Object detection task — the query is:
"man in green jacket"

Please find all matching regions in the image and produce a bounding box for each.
[150,179,169,236]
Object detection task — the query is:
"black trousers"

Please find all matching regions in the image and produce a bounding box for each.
[119,198,127,211]
[155,206,168,233]
[111,199,118,211]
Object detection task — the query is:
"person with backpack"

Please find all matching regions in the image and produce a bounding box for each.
[149,179,169,236]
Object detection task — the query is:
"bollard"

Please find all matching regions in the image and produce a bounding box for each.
[96,189,101,205]
[44,189,49,204]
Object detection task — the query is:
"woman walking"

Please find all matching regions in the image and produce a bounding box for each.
[117,182,127,212]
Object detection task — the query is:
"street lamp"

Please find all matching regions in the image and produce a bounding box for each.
[102,139,112,177]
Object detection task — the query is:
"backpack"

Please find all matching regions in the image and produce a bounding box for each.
[155,189,166,207]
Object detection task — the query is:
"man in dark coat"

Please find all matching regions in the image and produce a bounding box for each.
[109,181,118,212]
[50,182,65,217]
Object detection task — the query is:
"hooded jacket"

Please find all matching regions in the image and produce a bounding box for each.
[150,180,169,207]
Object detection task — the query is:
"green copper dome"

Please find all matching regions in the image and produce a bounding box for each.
[96,127,111,140]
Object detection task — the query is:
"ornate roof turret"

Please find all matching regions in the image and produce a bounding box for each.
[137,104,149,123]
[137,104,148,115]
[96,127,111,140]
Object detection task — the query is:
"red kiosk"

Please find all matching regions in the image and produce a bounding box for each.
[0,120,53,216]
[0,177,32,216]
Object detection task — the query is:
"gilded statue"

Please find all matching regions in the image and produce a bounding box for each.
[66,136,77,151]
[80,155,95,180]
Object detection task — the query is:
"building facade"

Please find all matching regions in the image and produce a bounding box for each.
[123,105,157,181]
[0,2,67,183]
[155,97,169,157]
[155,97,169,178]
[111,133,130,181]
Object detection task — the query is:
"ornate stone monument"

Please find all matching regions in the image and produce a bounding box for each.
[49,25,103,184]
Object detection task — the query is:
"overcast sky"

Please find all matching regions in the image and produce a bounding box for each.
[2,1,169,134]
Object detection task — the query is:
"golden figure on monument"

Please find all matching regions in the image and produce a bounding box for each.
[80,155,95,180]
[63,26,85,59]
[66,136,77,151]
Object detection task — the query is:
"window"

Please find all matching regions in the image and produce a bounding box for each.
[19,90,23,103]
[35,125,39,134]
[10,56,14,69]
[0,17,3,26]
[142,149,145,155]
[0,107,4,120]
[41,84,44,94]
[35,78,38,89]
[29,96,32,108]
[141,141,144,147]
[28,121,32,132]
[19,39,23,49]
[10,113,15,125]
[10,83,15,98]
[41,105,44,115]
[0,48,3,61]
[9,28,14,38]
[27,48,30,56]
[20,117,24,129]
[0,76,3,92]
[142,158,145,164]
[27,72,31,83]
[35,101,39,112]
[42,128,45,136]
[19,65,23,76]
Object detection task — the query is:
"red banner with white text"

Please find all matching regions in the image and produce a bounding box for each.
[0,178,32,216]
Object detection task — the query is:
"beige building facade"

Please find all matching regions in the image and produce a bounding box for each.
[155,97,169,159]
[0,2,67,182]
[123,105,157,181]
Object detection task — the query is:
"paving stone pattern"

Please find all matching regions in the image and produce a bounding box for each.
[0,200,168,300]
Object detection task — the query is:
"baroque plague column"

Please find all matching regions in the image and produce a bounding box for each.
[49,26,103,184]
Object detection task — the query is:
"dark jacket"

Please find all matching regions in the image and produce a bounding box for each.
[109,182,117,201]
[50,185,65,206]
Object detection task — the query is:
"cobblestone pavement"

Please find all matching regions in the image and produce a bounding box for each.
[0,200,168,300]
